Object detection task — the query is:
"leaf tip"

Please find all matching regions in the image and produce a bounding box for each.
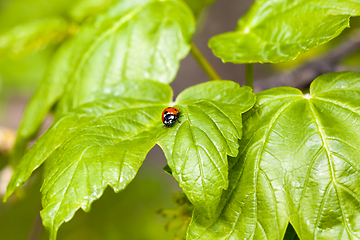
[3,180,16,202]
[3,192,10,202]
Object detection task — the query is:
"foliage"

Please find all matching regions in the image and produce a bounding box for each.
[209,0,360,63]
[0,165,183,240]
[2,0,360,240]
[188,71,360,239]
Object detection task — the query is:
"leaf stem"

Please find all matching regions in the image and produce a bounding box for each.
[190,42,222,80]
[245,63,254,88]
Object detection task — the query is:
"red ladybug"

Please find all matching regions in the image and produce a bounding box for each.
[162,107,181,127]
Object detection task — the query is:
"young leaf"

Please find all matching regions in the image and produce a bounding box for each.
[69,0,118,22]
[158,81,256,217]
[0,17,70,58]
[5,79,172,240]
[188,71,360,239]
[5,80,255,240]
[10,0,195,164]
[209,0,360,63]
[54,0,195,116]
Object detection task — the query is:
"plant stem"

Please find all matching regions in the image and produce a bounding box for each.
[190,43,222,80]
[245,63,254,88]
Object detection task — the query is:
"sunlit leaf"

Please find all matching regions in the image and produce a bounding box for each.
[188,71,360,239]
[54,0,195,115]
[10,0,195,164]
[5,80,255,239]
[158,81,255,217]
[5,79,172,239]
[209,0,360,63]
[69,0,117,22]
[0,17,71,59]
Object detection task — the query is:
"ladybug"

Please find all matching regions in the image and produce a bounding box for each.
[162,107,181,127]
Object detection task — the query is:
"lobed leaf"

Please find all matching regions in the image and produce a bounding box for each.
[209,0,360,63]
[5,80,255,239]
[188,71,360,239]
[10,0,195,164]
[5,80,172,240]
[158,81,256,217]
[54,0,195,116]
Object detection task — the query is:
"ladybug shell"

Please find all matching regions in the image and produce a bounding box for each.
[162,107,179,122]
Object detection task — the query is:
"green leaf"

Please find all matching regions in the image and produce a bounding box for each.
[5,79,172,240]
[54,0,195,116]
[188,71,360,239]
[10,40,77,165]
[183,0,215,15]
[0,17,71,59]
[209,0,360,63]
[5,80,255,239]
[158,81,256,217]
[10,0,195,164]
[69,0,118,22]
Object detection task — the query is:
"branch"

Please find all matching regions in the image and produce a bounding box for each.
[190,42,222,80]
[254,29,360,92]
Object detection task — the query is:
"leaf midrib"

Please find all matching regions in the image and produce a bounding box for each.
[183,106,210,213]
[307,99,353,238]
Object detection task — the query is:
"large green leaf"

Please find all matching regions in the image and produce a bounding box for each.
[5,79,172,240]
[158,81,256,217]
[0,17,70,59]
[188,71,360,239]
[54,0,195,116]
[10,0,195,164]
[5,80,255,239]
[209,0,360,63]
[69,0,118,22]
